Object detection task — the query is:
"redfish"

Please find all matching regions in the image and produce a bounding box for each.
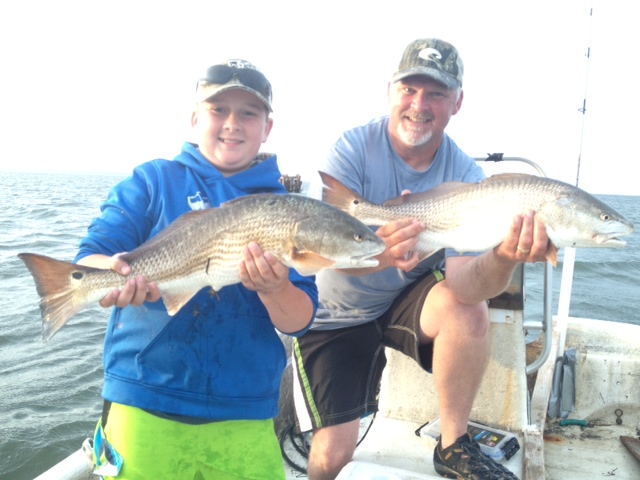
[320,172,634,266]
[19,193,386,340]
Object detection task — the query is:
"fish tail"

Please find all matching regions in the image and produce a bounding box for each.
[18,253,99,341]
[319,172,368,216]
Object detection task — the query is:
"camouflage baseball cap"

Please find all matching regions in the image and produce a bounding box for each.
[196,59,273,112]
[391,38,464,89]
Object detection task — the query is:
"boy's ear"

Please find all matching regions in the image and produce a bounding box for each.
[263,117,274,142]
[191,109,199,127]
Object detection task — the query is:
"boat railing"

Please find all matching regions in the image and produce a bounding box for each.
[474,154,554,375]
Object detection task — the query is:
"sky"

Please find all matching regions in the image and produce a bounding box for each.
[0,1,636,195]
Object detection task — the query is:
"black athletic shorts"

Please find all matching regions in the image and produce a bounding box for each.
[292,270,444,432]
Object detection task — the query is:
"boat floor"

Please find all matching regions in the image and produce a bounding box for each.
[543,419,640,479]
[324,415,640,479]
[335,417,522,479]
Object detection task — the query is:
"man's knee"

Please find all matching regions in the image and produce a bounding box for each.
[422,282,490,338]
[459,301,490,338]
[308,446,353,479]
[308,423,359,479]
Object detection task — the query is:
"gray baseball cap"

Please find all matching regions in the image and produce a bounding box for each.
[391,38,464,89]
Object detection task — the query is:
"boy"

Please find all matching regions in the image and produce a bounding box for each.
[77,59,318,479]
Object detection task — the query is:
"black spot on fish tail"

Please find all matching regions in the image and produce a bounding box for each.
[17,253,102,341]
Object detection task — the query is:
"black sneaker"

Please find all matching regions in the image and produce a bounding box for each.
[433,433,519,479]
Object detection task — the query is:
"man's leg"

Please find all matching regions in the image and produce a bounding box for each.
[419,281,491,449]
[306,420,360,480]
[423,283,518,478]
[292,323,385,480]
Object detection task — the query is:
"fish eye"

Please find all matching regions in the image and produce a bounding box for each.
[600,212,611,221]
[354,232,364,242]
[72,271,84,280]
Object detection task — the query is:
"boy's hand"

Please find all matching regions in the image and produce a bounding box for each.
[239,241,290,295]
[100,253,162,308]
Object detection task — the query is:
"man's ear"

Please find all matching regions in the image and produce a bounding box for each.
[452,90,464,115]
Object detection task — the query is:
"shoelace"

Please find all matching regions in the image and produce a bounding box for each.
[459,442,518,479]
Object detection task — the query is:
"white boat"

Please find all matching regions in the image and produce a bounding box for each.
[33,158,640,480]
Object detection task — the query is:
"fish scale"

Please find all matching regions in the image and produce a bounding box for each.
[320,172,634,264]
[19,193,386,340]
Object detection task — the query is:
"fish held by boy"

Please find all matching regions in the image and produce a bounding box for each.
[319,172,634,267]
[19,193,386,341]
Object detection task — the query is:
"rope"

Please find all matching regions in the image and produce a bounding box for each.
[279,413,377,474]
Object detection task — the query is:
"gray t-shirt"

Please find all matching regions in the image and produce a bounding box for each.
[310,115,485,330]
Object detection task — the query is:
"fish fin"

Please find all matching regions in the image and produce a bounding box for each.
[546,244,559,267]
[123,210,214,262]
[162,291,200,316]
[487,173,529,180]
[383,181,467,206]
[290,250,337,276]
[416,249,442,262]
[319,172,369,216]
[18,253,100,341]
[218,193,274,207]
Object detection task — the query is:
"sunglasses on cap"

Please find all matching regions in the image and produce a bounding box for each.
[199,61,272,106]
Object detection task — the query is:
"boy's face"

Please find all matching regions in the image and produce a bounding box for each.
[192,89,273,176]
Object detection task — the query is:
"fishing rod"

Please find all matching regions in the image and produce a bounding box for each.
[558,6,595,358]
[575,6,594,188]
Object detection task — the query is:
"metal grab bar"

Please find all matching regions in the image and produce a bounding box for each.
[474,154,553,375]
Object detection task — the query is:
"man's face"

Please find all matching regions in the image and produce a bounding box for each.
[191,89,273,176]
[388,76,462,148]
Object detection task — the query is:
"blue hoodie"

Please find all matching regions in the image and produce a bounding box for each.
[76,142,318,421]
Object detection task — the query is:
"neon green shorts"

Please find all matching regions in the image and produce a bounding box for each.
[101,402,285,480]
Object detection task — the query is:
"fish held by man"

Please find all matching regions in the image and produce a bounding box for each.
[319,172,634,267]
[19,193,386,341]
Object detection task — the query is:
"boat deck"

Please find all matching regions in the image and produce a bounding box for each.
[326,315,640,480]
[341,416,522,479]
[334,412,640,479]
[543,413,640,479]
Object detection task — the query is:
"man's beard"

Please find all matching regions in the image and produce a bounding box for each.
[396,121,433,147]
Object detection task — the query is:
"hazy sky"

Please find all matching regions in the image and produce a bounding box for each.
[1,1,636,195]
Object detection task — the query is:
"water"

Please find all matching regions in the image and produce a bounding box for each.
[1,172,639,479]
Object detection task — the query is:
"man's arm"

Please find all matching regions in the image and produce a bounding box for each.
[444,210,549,305]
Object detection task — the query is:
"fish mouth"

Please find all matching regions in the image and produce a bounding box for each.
[349,253,381,267]
[593,233,629,247]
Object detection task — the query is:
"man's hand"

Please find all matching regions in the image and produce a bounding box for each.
[494,210,550,264]
[376,218,426,272]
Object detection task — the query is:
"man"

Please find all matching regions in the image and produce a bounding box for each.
[292,38,548,479]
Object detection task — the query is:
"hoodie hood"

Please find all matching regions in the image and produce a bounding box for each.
[174,142,286,194]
